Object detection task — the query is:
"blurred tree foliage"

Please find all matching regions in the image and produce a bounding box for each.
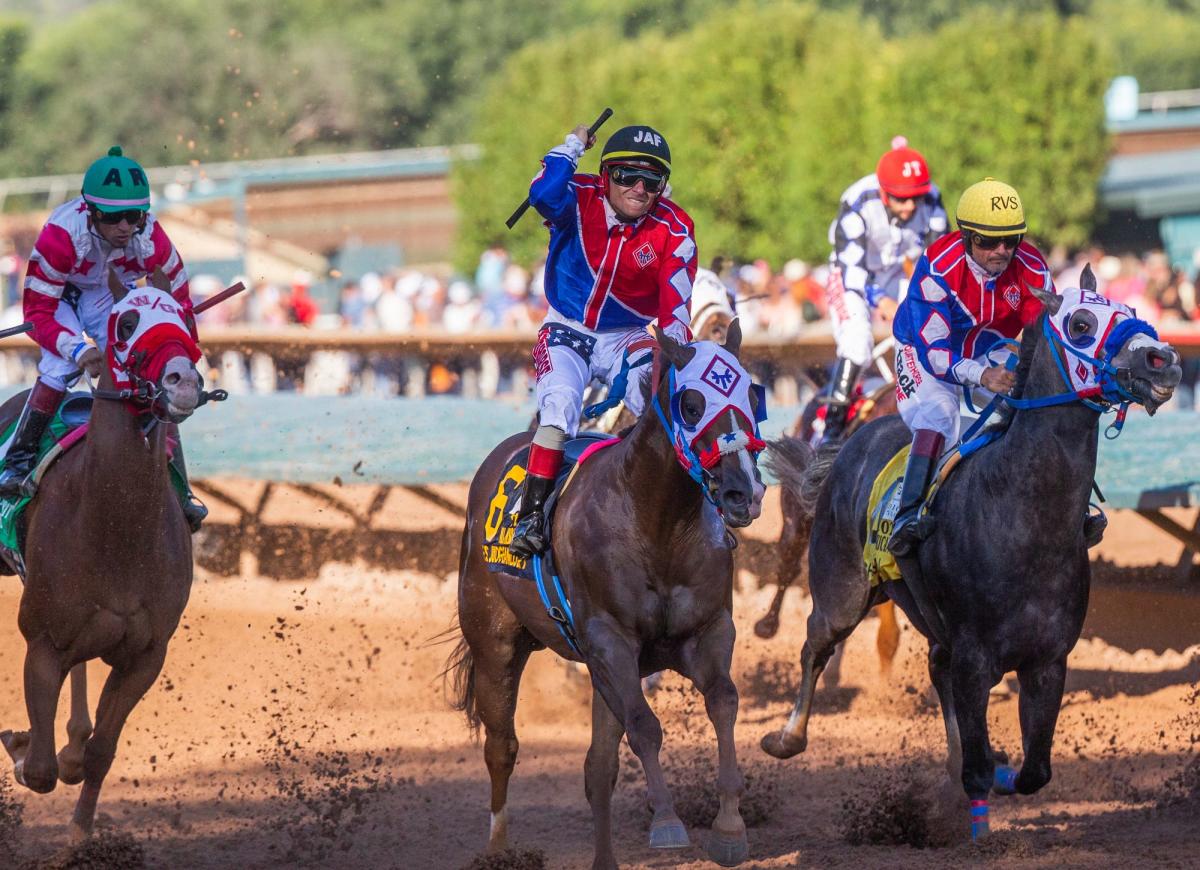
[456,4,1113,267]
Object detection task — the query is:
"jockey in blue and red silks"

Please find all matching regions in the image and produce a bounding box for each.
[508,123,698,558]
[887,177,1107,556]
[0,146,208,530]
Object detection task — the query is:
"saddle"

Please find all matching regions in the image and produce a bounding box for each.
[862,427,1006,587]
[0,392,188,578]
[480,432,619,654]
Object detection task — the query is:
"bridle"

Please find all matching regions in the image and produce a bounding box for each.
[93,346,226,423]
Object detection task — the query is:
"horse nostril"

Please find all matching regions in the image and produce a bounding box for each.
[724,490,748,508]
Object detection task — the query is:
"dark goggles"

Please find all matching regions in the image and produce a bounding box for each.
[607,164,666,193]
[93,208,146,226]
[970,232,1023,251]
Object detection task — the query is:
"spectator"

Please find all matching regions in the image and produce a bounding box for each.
[247,280,287,327]
[375,271,414,332]
[443,280,482,333]
[286,271,320,326]
[338,279,368,328]
[475,241,509,322]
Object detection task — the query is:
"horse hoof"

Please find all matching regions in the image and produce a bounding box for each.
[992,765,1018,795]
[760,730,806,759]
[57,757,85,786]
[0,729,29,763]
[649,817,689,849]
[707,829,749,866]
[753,615,779,639]
[68,822,91,845]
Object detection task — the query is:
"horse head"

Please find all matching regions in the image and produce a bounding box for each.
[1028,264,1182,414]
[654,319,767,527]
[106,268,203,422]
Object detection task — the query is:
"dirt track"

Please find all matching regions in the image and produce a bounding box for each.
[0,483,1197,869]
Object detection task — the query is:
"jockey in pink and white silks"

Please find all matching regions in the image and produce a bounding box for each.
[0,147,207,530]
[822,137,948,441]
[509,123,698,558]
[887,177,1108,555]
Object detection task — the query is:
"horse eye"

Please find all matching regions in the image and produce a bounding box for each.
[681,390,705,425]
[117,311,140,342]
[1069,309,1097,339]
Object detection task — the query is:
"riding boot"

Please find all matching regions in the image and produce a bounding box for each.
[820,357,863,443]
[509,432,564,559]
[1083,510,1107,548]
[887,429,945,558]
[0,381,64,499]
[167,424,208,533]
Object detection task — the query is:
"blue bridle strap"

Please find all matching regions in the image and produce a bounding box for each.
[651,367,721,507]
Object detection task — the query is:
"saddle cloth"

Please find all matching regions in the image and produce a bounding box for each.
[480,432,619,580]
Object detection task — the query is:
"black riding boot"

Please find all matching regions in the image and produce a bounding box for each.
[820,357,863,443]
[509,472,555,559]
[1083,510,1107,548]
[168,430,208,533]
[0,383,63,499]
[888,429,945,558]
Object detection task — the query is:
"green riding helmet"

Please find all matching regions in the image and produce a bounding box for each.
[81,146,151,212]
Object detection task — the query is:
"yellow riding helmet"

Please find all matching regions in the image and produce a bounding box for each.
[955,177,1027,237]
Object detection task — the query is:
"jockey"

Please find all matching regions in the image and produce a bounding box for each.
[823,137,948,441]
[0,147,208,531]
[509,123,697,558]
[887,177,1104,555]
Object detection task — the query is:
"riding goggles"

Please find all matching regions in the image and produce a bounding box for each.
[971,232,1022,251]
[608,164,666,193]
[92,208,147,226]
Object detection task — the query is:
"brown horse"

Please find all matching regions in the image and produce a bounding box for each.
[448,324,765,869]
[0,270,205,841]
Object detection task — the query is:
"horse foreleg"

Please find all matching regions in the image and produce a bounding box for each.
[70,645,167,842]
[4,638,69,793]
[950,647,1001,841]
[584,687,625,870]
[681,613,748,867]
[761,608,855,759]
[58,663,93,785]
[1012,658,1067,796]
[585,619,686,851]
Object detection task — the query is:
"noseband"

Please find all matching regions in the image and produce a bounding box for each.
[92,347,227,422]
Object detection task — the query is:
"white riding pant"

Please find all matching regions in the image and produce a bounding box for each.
[894,343,1013,445]
[37,288,113,391]
[825,273,873,366]
[533,308,654,437]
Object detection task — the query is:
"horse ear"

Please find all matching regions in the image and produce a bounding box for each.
[1080,263,1097,292]
[107,268,129,303]
[149,266,171,294]
[723,317,742,358]
[1026,272,1062,316]
[654,325,696,369]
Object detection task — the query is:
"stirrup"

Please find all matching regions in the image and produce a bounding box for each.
[182,498,208,534]
[509,511,546,558]
[0,467,36,500]
[889,513,932,557]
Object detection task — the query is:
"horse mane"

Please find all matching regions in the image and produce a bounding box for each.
[1011,310,1045,400]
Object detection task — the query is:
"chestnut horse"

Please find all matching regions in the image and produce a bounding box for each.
[449,324,765,869]
[0,270,209,841]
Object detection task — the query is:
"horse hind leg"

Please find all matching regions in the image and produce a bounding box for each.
[874,600,901,673]
[3,638,70,793]
[754,488,809,640]
[761,604,863,759]
[70,644,168,842]
[585,687,625,870]
[472,631,535,852]
[57,663,93,785]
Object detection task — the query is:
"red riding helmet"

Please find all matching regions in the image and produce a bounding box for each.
[875,136,931,199]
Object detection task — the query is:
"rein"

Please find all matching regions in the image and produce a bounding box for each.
[92,348,227,421]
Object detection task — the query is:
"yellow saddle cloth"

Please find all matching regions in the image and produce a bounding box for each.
[863,445,967,586]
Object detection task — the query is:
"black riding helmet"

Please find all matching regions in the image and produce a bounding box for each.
[600,125,672,176]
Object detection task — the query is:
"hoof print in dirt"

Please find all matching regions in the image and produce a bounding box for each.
[37,830,146,870]
[841,774,959,849]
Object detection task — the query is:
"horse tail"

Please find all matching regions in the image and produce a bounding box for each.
[442,627,481,736]
[764,436,843,520]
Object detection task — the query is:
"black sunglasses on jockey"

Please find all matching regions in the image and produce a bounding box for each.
[971,232,1023,251]
[607,164,666,194]
[91,208,146,227]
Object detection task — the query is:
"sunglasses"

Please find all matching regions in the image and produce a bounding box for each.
[971,232,1023,251]
[93,208,146,226]
[608,165,665,193]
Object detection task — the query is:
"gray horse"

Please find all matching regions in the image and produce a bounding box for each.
[760,269,1182,838]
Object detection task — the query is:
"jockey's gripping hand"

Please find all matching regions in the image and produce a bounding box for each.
[980,365,1016,395]
[78,346,104,378]
[570,124,597,151]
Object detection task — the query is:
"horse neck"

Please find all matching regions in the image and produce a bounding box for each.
[618,384,703,528]
[1002,323,1100,510]
[83,368,170,519]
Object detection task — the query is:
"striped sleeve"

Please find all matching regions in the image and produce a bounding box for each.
[23,222,78,354]
[894,255,975,387]
[656,204,696,343]
[529,134,584,226]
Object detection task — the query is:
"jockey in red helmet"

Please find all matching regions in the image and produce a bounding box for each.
[821,136,948,442]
